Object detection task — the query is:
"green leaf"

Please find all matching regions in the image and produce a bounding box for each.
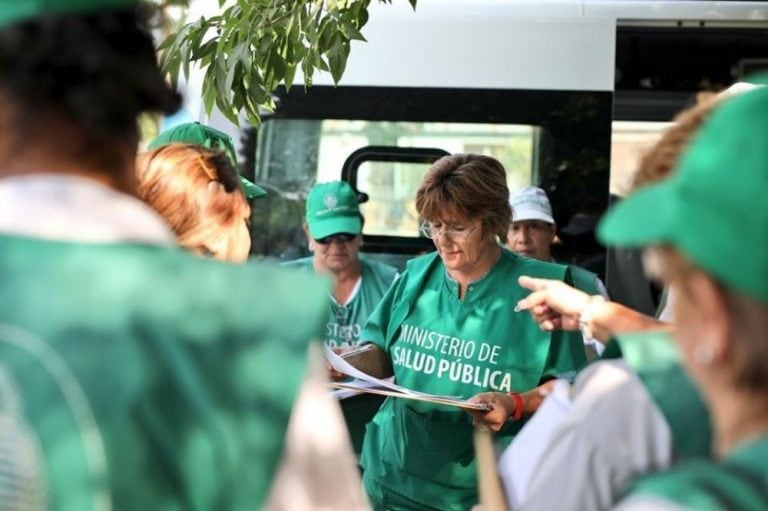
[159,0,414,127]
[202,65,217,115]
[215,51,229,104]
[341,21,366,42]
[328,42,350,83]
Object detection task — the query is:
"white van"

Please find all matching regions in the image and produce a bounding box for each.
[193,0,768,313]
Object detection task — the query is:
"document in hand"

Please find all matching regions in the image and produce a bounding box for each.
[324,345,491,411]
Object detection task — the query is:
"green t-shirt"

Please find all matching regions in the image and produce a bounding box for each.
[282,255,398,347]
[0,235,327,511]
[628,437,768,511]
[359,249,587,510]
[282,255,397,454]
[569,265,600,296]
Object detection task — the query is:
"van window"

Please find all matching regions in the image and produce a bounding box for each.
[247,85,611,273]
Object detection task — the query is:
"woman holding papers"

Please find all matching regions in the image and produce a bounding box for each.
[342,154,587,510]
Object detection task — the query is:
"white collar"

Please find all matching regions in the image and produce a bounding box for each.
[0,174,176,246]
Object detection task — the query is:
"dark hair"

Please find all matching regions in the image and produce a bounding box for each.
[416,154,512,243]
[0,7,180,140]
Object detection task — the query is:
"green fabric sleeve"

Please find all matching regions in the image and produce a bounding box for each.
[360,269,408,354]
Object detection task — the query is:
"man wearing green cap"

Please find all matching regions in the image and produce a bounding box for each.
[283,180,398,455]
[148,121,267,199]
[0,3,360,510]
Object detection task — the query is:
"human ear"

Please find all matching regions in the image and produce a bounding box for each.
[684,272,731,365]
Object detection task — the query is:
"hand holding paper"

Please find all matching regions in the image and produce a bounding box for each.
[323,345,491,411]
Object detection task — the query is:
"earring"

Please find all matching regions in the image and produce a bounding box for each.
[693,345,716,366]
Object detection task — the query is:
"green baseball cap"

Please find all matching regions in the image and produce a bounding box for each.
[598,86,768,303]
[0,0,137,29]
[148,122,267,199]
[305,181,362,239]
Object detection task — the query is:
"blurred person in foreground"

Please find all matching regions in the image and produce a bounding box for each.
[470,93,720,511]
[137,147,367,509]
[602,82,768,510]
[283,180,398,455]
[338,154,587,510]
[0,2,363,509]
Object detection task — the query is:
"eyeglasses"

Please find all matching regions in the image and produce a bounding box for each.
[419,222,478,242]
[315,232,357,245]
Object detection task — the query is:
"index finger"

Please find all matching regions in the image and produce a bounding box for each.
[515,289,550,312]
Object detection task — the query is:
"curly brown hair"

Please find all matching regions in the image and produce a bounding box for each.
[631,92,719,191]
[416,154,512,243]
[136,143,250,256]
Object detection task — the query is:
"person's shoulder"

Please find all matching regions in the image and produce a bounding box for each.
[502,248,569,279]
[566,264,605,296]
[568,264,598,280]
[626,461,749,511]
[360,255,398,279]
[279,256,313,269]
[404,250,440,273]
[0,236,329,338]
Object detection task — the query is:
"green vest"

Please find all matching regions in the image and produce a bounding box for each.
[0,235,327,511]
[282,256,398,347]
[630,437,768,511]
[616,331,712,460]
[568,265,600,296]
[360,249,587,510]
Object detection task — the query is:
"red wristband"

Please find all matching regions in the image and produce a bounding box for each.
[507,392,524,421]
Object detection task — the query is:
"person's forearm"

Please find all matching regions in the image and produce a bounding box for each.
[344,344,394,379]
[590,301,672,343]
[519,381,555,417]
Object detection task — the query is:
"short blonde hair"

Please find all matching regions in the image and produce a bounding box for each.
[136,143,250,254]
[416,154,512,243]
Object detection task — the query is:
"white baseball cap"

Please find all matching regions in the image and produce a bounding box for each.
[510,186,555,224]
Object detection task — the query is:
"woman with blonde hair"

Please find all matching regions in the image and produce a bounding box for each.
[136,143,252,262]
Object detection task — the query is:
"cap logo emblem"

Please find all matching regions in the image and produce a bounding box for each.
[323,193,338,209]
